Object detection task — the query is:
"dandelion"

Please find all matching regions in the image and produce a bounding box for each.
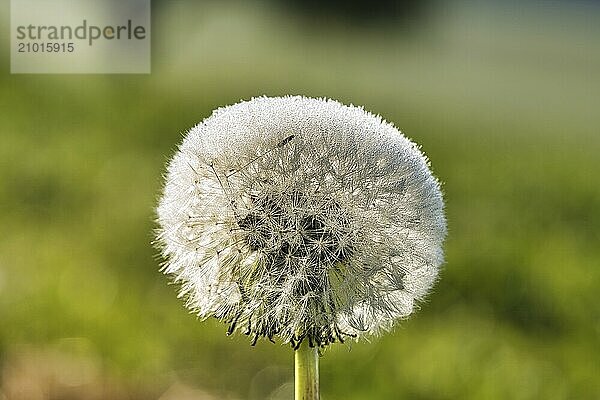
[156,96,446,399]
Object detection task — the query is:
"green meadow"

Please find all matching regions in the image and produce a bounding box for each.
[1,2,599,399]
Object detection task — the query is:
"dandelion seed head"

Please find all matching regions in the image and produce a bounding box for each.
[156,96,446,347]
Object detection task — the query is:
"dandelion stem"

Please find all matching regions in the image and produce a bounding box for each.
[295,341,319,400]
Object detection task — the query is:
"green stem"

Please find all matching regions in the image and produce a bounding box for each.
[295,341,319,400]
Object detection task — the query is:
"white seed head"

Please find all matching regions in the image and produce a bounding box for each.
[156,96,446,347]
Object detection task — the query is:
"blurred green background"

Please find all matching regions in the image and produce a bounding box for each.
[1,1,599,399]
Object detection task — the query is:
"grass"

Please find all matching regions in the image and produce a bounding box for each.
[0,2,599,399]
